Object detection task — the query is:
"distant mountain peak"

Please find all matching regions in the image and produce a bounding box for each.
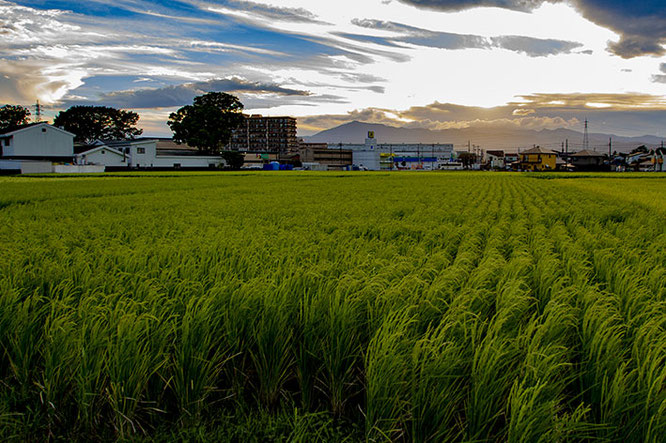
[303,121,661,152]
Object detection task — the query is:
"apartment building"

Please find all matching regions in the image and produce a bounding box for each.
[230,115,298,153]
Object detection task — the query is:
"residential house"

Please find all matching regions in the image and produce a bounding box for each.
[570,149,606,171]
[486,150,505,169]
[519,146,557,171]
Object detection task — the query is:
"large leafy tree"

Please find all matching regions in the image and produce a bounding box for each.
[0,105,31,132]
[167,92,244,153]
[53,106,142,144]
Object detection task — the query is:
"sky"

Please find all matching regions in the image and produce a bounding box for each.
[1,0,665,138]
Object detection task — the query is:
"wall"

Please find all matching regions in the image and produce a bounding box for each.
[9,125,73,158]
[80,149,128,167]
[128,140,158,167]
[54,165,105,174]
[152,155,224,168]
[0,159,54,174]
[352,150,381,170]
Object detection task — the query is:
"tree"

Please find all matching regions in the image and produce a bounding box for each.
[53,106,142,144]
[167,92,244,153]
[221,151,245,170]
[0,105,31,132]
[458,152,477,169]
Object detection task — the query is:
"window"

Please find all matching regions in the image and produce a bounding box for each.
[137,147,146,154]
[3,138,9,146]
[42,128,47,133]
[101,150,105,154]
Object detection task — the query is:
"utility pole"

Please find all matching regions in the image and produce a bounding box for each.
[431,144,434,171]
[34,100,42,122]
[583,119,590,151]
[608,138,612,172]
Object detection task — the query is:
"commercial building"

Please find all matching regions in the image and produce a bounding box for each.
[230,115,298,153]
[332,132,456,171]
[0,122,75,174]
[299,142,352,170]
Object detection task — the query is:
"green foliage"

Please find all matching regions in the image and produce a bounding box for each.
[53,105,142,144]
[167,92,244,153]
[0,172,666,440]
[221,150,245,170]
[0,104,31,132]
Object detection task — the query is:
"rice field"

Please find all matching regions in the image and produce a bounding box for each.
[1,171,666,441]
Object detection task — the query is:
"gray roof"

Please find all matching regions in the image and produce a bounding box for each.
[522,146,557,155]
[0,122,43,136]
[571,149,605,157]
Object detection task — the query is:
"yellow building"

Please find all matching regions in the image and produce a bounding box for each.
[520,146,557,171]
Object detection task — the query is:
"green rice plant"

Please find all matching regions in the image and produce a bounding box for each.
[317,288,363,416]
[0,290,47,402]
[170,294,232,422]
[465,323,519,441]
[104,306,169,438]
[73,303,110,435]
[365,310,414,441]
[36,298,78,437]
[249,285,296,408]
[409,318,467,442]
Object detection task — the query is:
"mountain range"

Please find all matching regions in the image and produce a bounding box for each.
[304,121,664,153]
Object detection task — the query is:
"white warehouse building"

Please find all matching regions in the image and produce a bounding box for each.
[76,139,226,169]
[330,132,458,171]
[0,123,76,174]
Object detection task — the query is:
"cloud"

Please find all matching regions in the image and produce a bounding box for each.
[512,92,666,109]
[299,93,666,136]
[490,35,582,57]
[397,0,666,58]
[349,19,583,56]
[652,63,666,83]
[513,108,535,116]
[72,77,313,109]
[396,0,551,13]
[223,0,326,24]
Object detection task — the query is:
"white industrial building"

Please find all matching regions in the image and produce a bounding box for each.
[330,132,458,171]
[76,139,226,169]
[0,123,76,174]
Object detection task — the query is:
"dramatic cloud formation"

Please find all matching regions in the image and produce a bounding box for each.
[1,0,664,138]
[81,78,312,109]
[349,19,583,56]
[398,0,666,58]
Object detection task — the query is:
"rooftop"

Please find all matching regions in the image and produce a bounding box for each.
[522,146,557,155]
[571,149,605,157]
